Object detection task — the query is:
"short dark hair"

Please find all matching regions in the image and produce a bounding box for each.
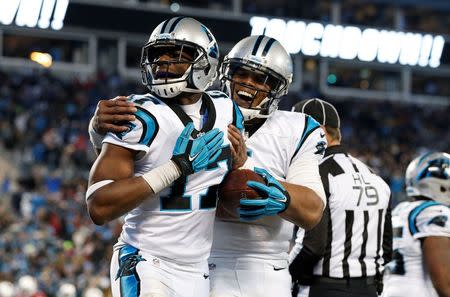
[324,125,341,142]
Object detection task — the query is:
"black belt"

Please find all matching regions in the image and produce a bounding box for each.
[312,276,376,286]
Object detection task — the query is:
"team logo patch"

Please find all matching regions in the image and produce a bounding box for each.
[116,122,136,139]
[314,141,326,155]
[428,215,448,227]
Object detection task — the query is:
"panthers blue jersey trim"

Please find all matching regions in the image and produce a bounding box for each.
[232,100,244,131]
[291,115,321,162]
[408,201,440,235]
[135,107,159,147]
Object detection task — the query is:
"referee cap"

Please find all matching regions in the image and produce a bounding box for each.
[293,98,340,129]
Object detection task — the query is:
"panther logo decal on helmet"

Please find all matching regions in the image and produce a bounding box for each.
[405,152,450,205]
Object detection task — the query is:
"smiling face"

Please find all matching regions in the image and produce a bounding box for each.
[229,67,274,109]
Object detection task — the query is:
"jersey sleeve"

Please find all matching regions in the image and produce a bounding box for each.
[286,116,328,206]
[409,203,450,240]
[102,106,159,156]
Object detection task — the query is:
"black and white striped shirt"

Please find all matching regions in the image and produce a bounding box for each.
[290,145,392,282]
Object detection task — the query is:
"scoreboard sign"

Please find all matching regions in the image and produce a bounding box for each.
[250,16,445,68]
[0,1,447,68]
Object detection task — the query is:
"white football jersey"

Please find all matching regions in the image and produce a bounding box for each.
[384,200,450,297]
[211,110,327,260]
[103,91,243,264]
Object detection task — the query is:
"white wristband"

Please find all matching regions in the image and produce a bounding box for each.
[142,161,182,194]
[86,180,114,201]
[89,117,105,150]
[239,157,257,171]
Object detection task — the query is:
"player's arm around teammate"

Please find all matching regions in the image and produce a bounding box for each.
[88,96,137,155]
[90,97,324,230]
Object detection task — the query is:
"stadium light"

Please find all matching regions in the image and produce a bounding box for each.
[249,16,445,68]
[30,52,53,68]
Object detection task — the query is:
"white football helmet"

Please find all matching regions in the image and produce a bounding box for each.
[220,35,293,121]
[405,152,450,205]
[140,17,219,98]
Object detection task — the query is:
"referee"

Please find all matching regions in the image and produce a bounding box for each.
[289,98,392,297]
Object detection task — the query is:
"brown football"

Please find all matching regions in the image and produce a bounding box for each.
[216,169,266,220]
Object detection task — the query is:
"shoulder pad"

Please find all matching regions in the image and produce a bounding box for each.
[408,201,448,235]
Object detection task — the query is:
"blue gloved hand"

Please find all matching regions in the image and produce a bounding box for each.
[171,122,224,177]
[239,167,291,220]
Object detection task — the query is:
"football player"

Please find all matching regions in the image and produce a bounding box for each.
[209,35,326,297]
[90,35,326,296]
[86,17,244,297]
[383,152,450,297]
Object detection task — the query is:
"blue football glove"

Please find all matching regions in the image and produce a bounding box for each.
[239,167,291,221]
[171,122,224,177]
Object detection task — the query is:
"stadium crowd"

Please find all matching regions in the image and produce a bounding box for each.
[0,70,448,295]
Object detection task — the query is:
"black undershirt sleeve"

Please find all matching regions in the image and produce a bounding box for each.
[289,205,329,285]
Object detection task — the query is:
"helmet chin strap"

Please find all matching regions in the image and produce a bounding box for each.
[182,87,203,94]
[239,97,273,121]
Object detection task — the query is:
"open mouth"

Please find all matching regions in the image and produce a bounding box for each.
[236,90,255,102]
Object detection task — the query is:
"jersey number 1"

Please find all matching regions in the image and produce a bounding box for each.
[160,146,231,211]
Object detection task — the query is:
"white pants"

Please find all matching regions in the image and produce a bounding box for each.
[111,245,210,297]
[209,257,292,297]
[382,275,438,297]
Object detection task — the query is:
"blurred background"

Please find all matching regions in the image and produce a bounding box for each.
[0,0,449,296]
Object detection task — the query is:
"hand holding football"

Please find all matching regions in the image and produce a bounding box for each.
[216,169,266,220]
